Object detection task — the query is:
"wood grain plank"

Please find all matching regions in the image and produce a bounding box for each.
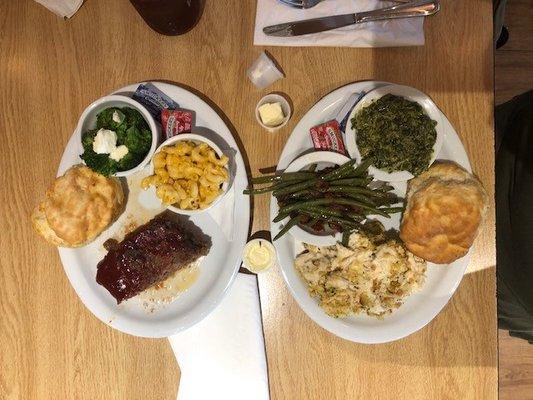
[499,330,533,400]
[0,0,496,399]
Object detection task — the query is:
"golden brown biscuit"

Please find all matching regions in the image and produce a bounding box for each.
[31,202,71,247]
[31,165,125,247]
[400,161,488,264]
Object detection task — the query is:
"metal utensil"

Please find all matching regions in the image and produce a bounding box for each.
[278,0,324,9]
[278,0,410,9]
[265,0,440,37]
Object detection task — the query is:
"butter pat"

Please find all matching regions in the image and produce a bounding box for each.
[93,128,117,154]
[112,110,124,124]
[258,102,285,127]
[109,145,129,162]
[242,239,276,273]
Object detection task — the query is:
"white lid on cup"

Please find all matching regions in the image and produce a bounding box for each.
[247,51,284,89]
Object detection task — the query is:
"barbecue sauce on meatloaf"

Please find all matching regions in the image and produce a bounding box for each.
[96,215,210,303]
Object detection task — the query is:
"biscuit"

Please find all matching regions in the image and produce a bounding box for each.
[31,165,125,247]
[400,161,488,264]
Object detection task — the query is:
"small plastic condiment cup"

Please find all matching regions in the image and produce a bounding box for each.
[255,93,292,132]
[242,239,277,274]
[247,51,284,89]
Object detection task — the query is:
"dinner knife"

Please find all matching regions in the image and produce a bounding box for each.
[264,0,440,37]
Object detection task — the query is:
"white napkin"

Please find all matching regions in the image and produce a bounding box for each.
[254,0,425,48]
[169,273,269,400]
[34,0,83,18]
[207,184,235,241]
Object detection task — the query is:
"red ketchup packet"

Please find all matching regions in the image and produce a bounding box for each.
[309,120,347,155]
[161,109,193,138]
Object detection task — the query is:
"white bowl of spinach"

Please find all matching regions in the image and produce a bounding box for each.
[345,84,445,182]
[77,94,159,177]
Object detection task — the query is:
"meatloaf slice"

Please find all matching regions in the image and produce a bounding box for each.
[96,215,210,303]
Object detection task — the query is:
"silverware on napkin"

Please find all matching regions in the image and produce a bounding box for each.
[264,0,440,37]
[278,0,410,9]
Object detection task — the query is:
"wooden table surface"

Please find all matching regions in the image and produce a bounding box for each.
[0,0,496,399]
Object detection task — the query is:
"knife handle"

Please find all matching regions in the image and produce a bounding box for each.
[356,0,440,24]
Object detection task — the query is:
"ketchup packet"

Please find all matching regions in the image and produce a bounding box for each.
[133,83,179,119]
[161,109,193,138]
[309,120,347,155]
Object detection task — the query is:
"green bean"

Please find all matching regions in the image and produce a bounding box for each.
[283,189,317,200]
[274,200,331,220]
[243,187,271,195]
[326,186,390,199]
[272,208,294,223]
[319,158,372,182]
[362,208,393,218]
[373,193,402,205]
[351,158,374,176]
[297,209,362,228]
[251,171,315,184]
[301,206,346,219]
[243,180,294,195]
[272,179,319,197]
[378,206,404,214]
[341,229,356,247]
[329,158,373,180]
[251,176,281,184]
[339,193,377,207]
[243,186,276,195]
[273,215,302,241]
[329,177,372,187]
[319,159,357,181]
[302,206,365,221]
[277,198,391,219]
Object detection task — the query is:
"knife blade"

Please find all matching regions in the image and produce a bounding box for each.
[264,0,440,37]
[263,14,356,37]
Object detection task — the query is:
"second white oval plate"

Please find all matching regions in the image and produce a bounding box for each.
[271,81,472,344]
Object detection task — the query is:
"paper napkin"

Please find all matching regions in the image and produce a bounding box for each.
[254,0,425,48]
[34,0,83,18]
[169,273,269,400]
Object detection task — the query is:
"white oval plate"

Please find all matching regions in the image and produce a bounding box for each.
[274,151,350,247]
[271,81,472,344]
[345,84,446,182]
[57,82,250,338]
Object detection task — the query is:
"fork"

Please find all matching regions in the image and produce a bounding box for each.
[279,0,409,9]
[278,0,323,9]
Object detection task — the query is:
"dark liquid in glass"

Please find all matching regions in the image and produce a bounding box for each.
[130,0,205,36]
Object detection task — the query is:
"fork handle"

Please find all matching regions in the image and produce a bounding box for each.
[356,0,440,24]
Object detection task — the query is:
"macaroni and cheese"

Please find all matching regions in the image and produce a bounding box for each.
[141,141,229,210]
